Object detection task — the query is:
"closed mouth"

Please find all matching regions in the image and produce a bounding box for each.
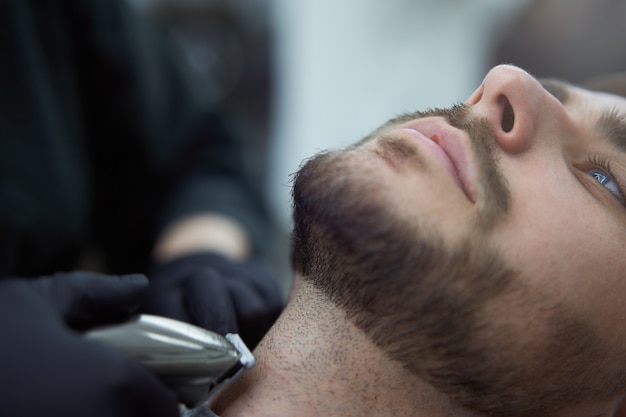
[395,118,477,203]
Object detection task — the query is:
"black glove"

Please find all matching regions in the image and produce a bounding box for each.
[144,252,284,348]
[0,272,179,417]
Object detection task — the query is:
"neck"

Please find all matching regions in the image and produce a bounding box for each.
[210,279,475,417]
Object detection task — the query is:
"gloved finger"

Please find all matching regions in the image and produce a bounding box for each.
[150,254,210,286]
[74,340,180,417]
[108,358,180,417]
[226,278,282,346]
[184,268,238,335]
[207,257,282,295]
[124,374,179,417]
[241,260,285,301]
[35,272,150,328]
[143,284,191,324]
[225,260,284,316]
[227,279,277,315]
[196,256,283,346]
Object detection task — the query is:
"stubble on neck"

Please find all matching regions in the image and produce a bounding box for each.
[210,279,479,417]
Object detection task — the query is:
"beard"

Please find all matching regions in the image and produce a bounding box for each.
[290,104,625,416]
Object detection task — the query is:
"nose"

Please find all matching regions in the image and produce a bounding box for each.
[466,65,547,154]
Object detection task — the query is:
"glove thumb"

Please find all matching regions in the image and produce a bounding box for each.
[35,272,150,329]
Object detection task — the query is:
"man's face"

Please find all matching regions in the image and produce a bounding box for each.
[291,65,626,416]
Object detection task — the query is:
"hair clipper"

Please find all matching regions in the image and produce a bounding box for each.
[85,314,255,409]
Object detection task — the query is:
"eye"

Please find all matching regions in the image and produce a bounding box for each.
[585,155,625,205]
[588,168,622,199]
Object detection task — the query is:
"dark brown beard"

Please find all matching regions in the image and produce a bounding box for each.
[290,104,625,416]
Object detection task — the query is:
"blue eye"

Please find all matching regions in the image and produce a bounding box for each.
[588,168,623,201]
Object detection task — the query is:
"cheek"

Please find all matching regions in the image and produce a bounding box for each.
[494,157,600,284]
[493,176,626,331]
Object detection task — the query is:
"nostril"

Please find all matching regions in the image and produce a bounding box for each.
[499,95,515,133]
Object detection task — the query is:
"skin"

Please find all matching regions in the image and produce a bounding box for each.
[211,65,626,417]
[354,64,626,360]
[153,213,251,261]
[468,66,626,344]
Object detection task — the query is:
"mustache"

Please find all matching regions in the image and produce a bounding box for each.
[367,103,511,230]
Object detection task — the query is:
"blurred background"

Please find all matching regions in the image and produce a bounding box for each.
[127,0,626,281]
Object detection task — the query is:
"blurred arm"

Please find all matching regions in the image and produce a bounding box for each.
[153,213,250,262]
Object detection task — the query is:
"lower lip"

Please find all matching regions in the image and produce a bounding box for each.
[393,127,465,194]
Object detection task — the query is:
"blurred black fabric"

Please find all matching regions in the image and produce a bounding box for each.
[0,0,275,277]
[0,272,179,417]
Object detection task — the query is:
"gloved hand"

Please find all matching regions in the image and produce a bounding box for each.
[143,252,284,348]
[0,272,179,417]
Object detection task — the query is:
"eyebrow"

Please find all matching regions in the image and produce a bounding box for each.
[539,78,626,154]
[596,107,626,153]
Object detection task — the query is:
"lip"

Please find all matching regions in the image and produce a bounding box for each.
[392,118,477,203]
